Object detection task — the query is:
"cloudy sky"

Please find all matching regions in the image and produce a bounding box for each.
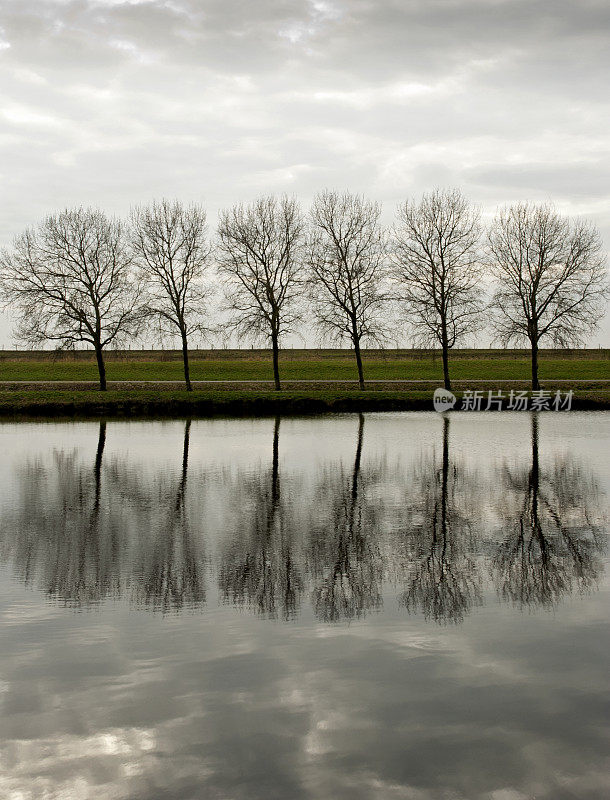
[0,0,609,346]
[1,413,609,799]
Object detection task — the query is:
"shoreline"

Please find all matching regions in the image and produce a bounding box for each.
[1,388,609,419]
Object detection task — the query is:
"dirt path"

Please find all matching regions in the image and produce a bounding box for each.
[1,379,609,391]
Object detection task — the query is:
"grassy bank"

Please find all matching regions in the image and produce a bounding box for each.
[0,354,609,382]
[1,388,608,418]
[0,349,607,416]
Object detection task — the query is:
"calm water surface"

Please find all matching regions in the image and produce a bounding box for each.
[0,412,608,800]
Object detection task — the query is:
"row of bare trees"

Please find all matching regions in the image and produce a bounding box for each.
[1,414,603,620]
[1,190,608,390]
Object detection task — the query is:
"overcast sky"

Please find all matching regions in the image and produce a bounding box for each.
[0,0,609,347]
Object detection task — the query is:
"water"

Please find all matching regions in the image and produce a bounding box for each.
[0,412,608,800]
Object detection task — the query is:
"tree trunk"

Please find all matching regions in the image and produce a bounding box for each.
[531,338,540,391]
[181,419,191,488]
[441,340,451,391]
[272,415,280,505]
[440,415,449,543]
[439,317,451,391]
[181,327,192,391]
[530,412,539,519]
[352,413,364,501]
[93,421,106,512]
[94,343,107,391]
[176,419,191,508]
[272,332,281,391]
[352,324,365,390]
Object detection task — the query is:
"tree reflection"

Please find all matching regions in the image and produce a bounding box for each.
[0,421,124,605]
[0,415,605,621]
[397,416,482,624]
[218,417,303,619]
[493,413,605,608]
[124,419,207,611]
[307,414,384,621]
[0,420,206,610]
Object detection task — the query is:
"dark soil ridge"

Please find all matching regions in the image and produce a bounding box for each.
[1,389,608,419]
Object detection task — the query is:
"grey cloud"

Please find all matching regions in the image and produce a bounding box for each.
[0,414,608,796]
[0,0,609,344]
[466,162,610,197]
[1,588,608,799]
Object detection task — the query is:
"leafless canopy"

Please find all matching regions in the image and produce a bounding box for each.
[130,199,211,389]
[216,195,305,389]
[488,203,609,387]
[391,188,483,389]
[493,415,604,608]
[0,207,141,389]
[308,191,388,388]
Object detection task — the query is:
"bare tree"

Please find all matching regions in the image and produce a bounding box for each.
[0,422,123,606]
[0,207,141,390]
[488,203,609,389]
[130,419,207,611]
[308,191,388,389]
[397,416,482,624]
[219,417,304,619]
[493,413,604,607]
[0,420,208,610]
[307,414,384,622]
[216,195,305,390]
[131,199,211,390]
[391,188,483,390]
